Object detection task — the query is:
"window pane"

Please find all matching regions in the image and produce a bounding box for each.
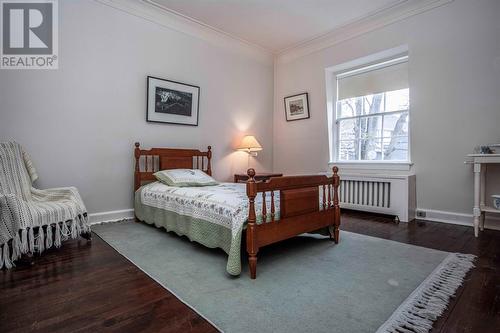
[383,112,408,137]
[334,57,410,163]
[339,140,358,161]
[336,98,363,118]
[385,88,409,112]
[362,93,384,115]
[383,136,408,160]
[339,118,359,141]
[360,138,382,160]
[359,115,382,140]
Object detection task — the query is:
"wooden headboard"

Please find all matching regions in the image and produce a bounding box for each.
[134,142,212,192]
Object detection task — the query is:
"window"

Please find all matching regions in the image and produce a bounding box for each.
[334,56,409,163]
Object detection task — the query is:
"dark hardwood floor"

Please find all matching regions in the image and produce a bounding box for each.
[1,212,499,333]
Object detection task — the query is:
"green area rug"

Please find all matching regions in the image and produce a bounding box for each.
[93,221,475,333]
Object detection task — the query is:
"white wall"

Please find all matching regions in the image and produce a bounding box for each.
[0,0,274,217]
[274,0,500,217]
[2,0,499,226]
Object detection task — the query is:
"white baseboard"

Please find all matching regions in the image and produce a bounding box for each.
[87,207,500,232]
[416,208,500,231]
[88,209,135,225]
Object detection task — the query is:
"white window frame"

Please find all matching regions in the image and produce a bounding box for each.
[325,46,413,171]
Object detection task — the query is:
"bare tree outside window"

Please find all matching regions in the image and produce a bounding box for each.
[337,88,409,162]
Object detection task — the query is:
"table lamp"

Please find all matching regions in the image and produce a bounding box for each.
[237,135,263,168]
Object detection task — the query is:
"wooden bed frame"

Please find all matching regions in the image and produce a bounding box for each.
[134,142,340,279]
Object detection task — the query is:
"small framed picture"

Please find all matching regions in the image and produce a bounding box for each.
[284,93,310,121]
[147,76,200,126]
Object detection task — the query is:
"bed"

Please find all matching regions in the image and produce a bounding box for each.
[133,142,340,279]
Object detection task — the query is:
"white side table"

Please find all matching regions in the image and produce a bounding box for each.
[466,154,500,237]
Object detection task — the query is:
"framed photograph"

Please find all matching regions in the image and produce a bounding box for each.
[284,93,310,121]
[147,76,200,126]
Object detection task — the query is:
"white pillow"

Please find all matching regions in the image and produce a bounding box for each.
[154,169,218,187]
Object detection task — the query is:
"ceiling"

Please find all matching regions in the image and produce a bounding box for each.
[149,0,405,53]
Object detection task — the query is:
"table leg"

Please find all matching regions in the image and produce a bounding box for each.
[473,163,481,237]
[480,164,486,231]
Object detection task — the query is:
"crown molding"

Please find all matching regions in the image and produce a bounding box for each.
[94,0,453,65]
[277,0,454,64]
[144,0,269,50]
[93,0,273,65]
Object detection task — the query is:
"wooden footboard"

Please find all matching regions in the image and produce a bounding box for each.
[246,167,340,279]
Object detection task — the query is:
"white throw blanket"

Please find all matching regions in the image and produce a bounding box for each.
[0,141,90,269]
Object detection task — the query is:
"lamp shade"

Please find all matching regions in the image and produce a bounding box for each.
[237,135,263,152]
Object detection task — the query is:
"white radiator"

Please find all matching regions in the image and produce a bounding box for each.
[339,173,416,222]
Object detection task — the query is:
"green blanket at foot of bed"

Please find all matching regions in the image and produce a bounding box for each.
[135,194,244,275]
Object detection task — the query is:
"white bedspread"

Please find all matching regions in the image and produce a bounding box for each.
[140,181,280,238]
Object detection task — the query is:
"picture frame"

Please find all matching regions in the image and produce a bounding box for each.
[284,93,310,121]
[147,76,200,126]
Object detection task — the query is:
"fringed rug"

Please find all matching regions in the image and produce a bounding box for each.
[93,222,475,333]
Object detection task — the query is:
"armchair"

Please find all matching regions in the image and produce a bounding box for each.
[0,141,91,269]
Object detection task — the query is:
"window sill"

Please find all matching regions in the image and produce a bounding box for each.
[328,161,413,172]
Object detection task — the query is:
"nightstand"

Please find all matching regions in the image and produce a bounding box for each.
[234,172,283,183]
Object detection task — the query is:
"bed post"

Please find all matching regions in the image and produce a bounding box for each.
[332,166,341,244]
[207,146,212,176]
[246,168,258,279]
[134,142,141,192]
